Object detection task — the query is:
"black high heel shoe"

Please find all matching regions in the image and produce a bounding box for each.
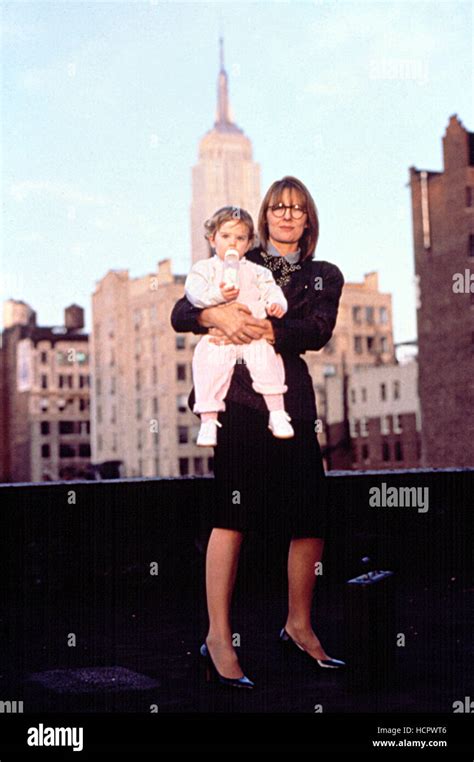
[200,642,255,689]
[279,628,346,669]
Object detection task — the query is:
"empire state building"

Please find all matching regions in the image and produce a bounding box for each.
[190,39,261,264]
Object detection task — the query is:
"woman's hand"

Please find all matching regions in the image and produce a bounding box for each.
[208,312,276,346]
[197,302,270,345]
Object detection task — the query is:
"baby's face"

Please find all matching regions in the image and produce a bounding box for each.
[210,220,252,260]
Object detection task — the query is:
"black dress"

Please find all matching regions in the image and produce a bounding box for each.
[170,247,344,540]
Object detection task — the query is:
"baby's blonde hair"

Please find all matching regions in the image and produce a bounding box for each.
[204,206,256,255]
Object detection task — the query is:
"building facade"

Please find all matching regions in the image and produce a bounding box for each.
[91,260,214,478]
[190,39,261,264]
[1,300,91,482]
[324,359,421,471]
[409,114,474,467]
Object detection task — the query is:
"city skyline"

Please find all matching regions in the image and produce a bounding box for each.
[2,1,472,344]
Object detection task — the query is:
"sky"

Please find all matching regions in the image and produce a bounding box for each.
[1,0,472,343]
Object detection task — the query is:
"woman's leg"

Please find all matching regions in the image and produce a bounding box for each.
[205,527,246,678]
[285,537,332,660]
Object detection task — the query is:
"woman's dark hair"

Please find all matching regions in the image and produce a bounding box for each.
[257,176,319,262]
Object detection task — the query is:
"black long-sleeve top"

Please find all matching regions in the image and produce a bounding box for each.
[170,247,344,422]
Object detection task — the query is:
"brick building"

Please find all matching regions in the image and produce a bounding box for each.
[409,114,474,467]
[1,300,91,482]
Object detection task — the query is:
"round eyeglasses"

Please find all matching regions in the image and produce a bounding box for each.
[267,202,307,220]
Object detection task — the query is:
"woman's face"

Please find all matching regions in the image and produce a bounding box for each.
[209,220,252,260]
[266,188,308,251]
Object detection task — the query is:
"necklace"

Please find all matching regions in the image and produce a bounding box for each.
[260,249,302,287]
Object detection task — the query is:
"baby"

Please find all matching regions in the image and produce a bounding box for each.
[184,205,294,447]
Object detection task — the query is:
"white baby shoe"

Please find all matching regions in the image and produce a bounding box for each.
[268,410,294,439]
[197,418,223,447]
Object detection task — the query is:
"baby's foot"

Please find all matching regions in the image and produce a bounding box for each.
[268,411,294,439]
[196,419,222,447]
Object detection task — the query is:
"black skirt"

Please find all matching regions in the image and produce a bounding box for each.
[211,400,328,539]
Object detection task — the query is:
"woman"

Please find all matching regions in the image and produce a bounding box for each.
[170,176,345,688]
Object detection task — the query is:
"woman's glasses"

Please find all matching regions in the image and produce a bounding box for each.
[267,202,307,220]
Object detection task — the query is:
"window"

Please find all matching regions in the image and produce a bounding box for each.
[365,306,374,324]
[178,426,188,444]
[110,376,116,394]
[133,308,141,327]
[152,366,158,384]
[393,380,400,400]
[352,306,362,323]
[96,378,101,395]
[41,444,50,458]
[360,417,369,437]
[350,388,356,404]
[59,444,75,458]
[152,397,158,414]
[78,443,91,457]
[177,364,186,381]
[59,421,75,434]
[382,441,390,461]
[41,374,48,389]
[137,429,143,450]
[323,364,336,377]
[135,369,141,390]
[194,457,204,475]
[380,415,390,435]
[76,351,88,365]
[56,351,69,366]
[469,234,474,258]
[349,418,358,438]
[179,457,189,476]
[393,414,402,434]
[40,398,49,412]
[380,383,386,401]
[354,336,363,354]
[466,186,473,208]
[40,421,50,435]
[361,444,370,463]
[367,336,375,353]
[380,336,388,353]
[136,399,142,420]
[97,405,102,423]
[361,387,367,402]
[79,374,89,388]
[176,336,186,350]
[394,441,403,461]
[79,421,90,436]
[207,456,214,473]
[177,394,188,413]
[40,351,48,364]
[379,307,388,324]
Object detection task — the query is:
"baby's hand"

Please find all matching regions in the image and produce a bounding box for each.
[219,281,240,301]
[267,303,285,318]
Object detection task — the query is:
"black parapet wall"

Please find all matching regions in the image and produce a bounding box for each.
[1,468,472,601]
